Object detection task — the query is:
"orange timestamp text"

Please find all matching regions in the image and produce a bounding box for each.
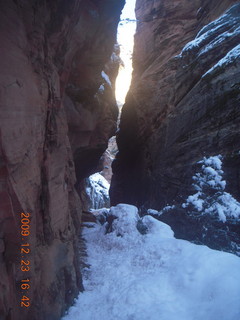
[19,212,31,308]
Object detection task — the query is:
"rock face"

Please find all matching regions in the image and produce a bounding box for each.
[99,136,118,183]
[0,1,123,319]
[111,0,240,209]
[110,0,240,256]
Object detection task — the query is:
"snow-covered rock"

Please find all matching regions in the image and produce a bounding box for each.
[85,173,110,209]
[101,71,112,87]
[62,204,240,320]
[110,204,139,237]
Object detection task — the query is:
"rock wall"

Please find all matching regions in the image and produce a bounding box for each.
[0,1,124,319]
[111,0,240,209]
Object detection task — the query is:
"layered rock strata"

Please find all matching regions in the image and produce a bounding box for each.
[111,0,240,208]
[110,0,240,254]
[0,1,124,319]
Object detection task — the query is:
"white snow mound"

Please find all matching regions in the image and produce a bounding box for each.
[62,204,240,320]
[142,215,174,238]
[111,203,139,236]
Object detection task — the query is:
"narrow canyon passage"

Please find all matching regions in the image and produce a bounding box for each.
[0,0,240,320]
[65,0,240,319]
[84,0,136,209]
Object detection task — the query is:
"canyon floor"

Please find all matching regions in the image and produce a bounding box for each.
[62,204,240,320]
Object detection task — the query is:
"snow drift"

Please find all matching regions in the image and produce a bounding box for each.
[62,204,240,320]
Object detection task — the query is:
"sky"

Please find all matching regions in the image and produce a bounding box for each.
[115,0,136,104]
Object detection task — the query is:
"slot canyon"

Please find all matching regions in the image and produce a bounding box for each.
[0,0,240,319]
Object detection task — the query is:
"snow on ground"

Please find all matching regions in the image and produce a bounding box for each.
[62,204,240,320]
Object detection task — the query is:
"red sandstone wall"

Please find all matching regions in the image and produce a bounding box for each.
[0,1,124,319]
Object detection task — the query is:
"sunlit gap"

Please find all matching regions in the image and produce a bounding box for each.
[115,0,137,109]
[102,0,136,179]
[85,1,137,210]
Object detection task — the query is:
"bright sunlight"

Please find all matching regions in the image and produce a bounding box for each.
[115,0,136,105]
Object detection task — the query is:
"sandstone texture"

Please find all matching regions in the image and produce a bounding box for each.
[0,1,123,319]
[98,136,118,183]
[110,0,240,254]
[111,0,240,207]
